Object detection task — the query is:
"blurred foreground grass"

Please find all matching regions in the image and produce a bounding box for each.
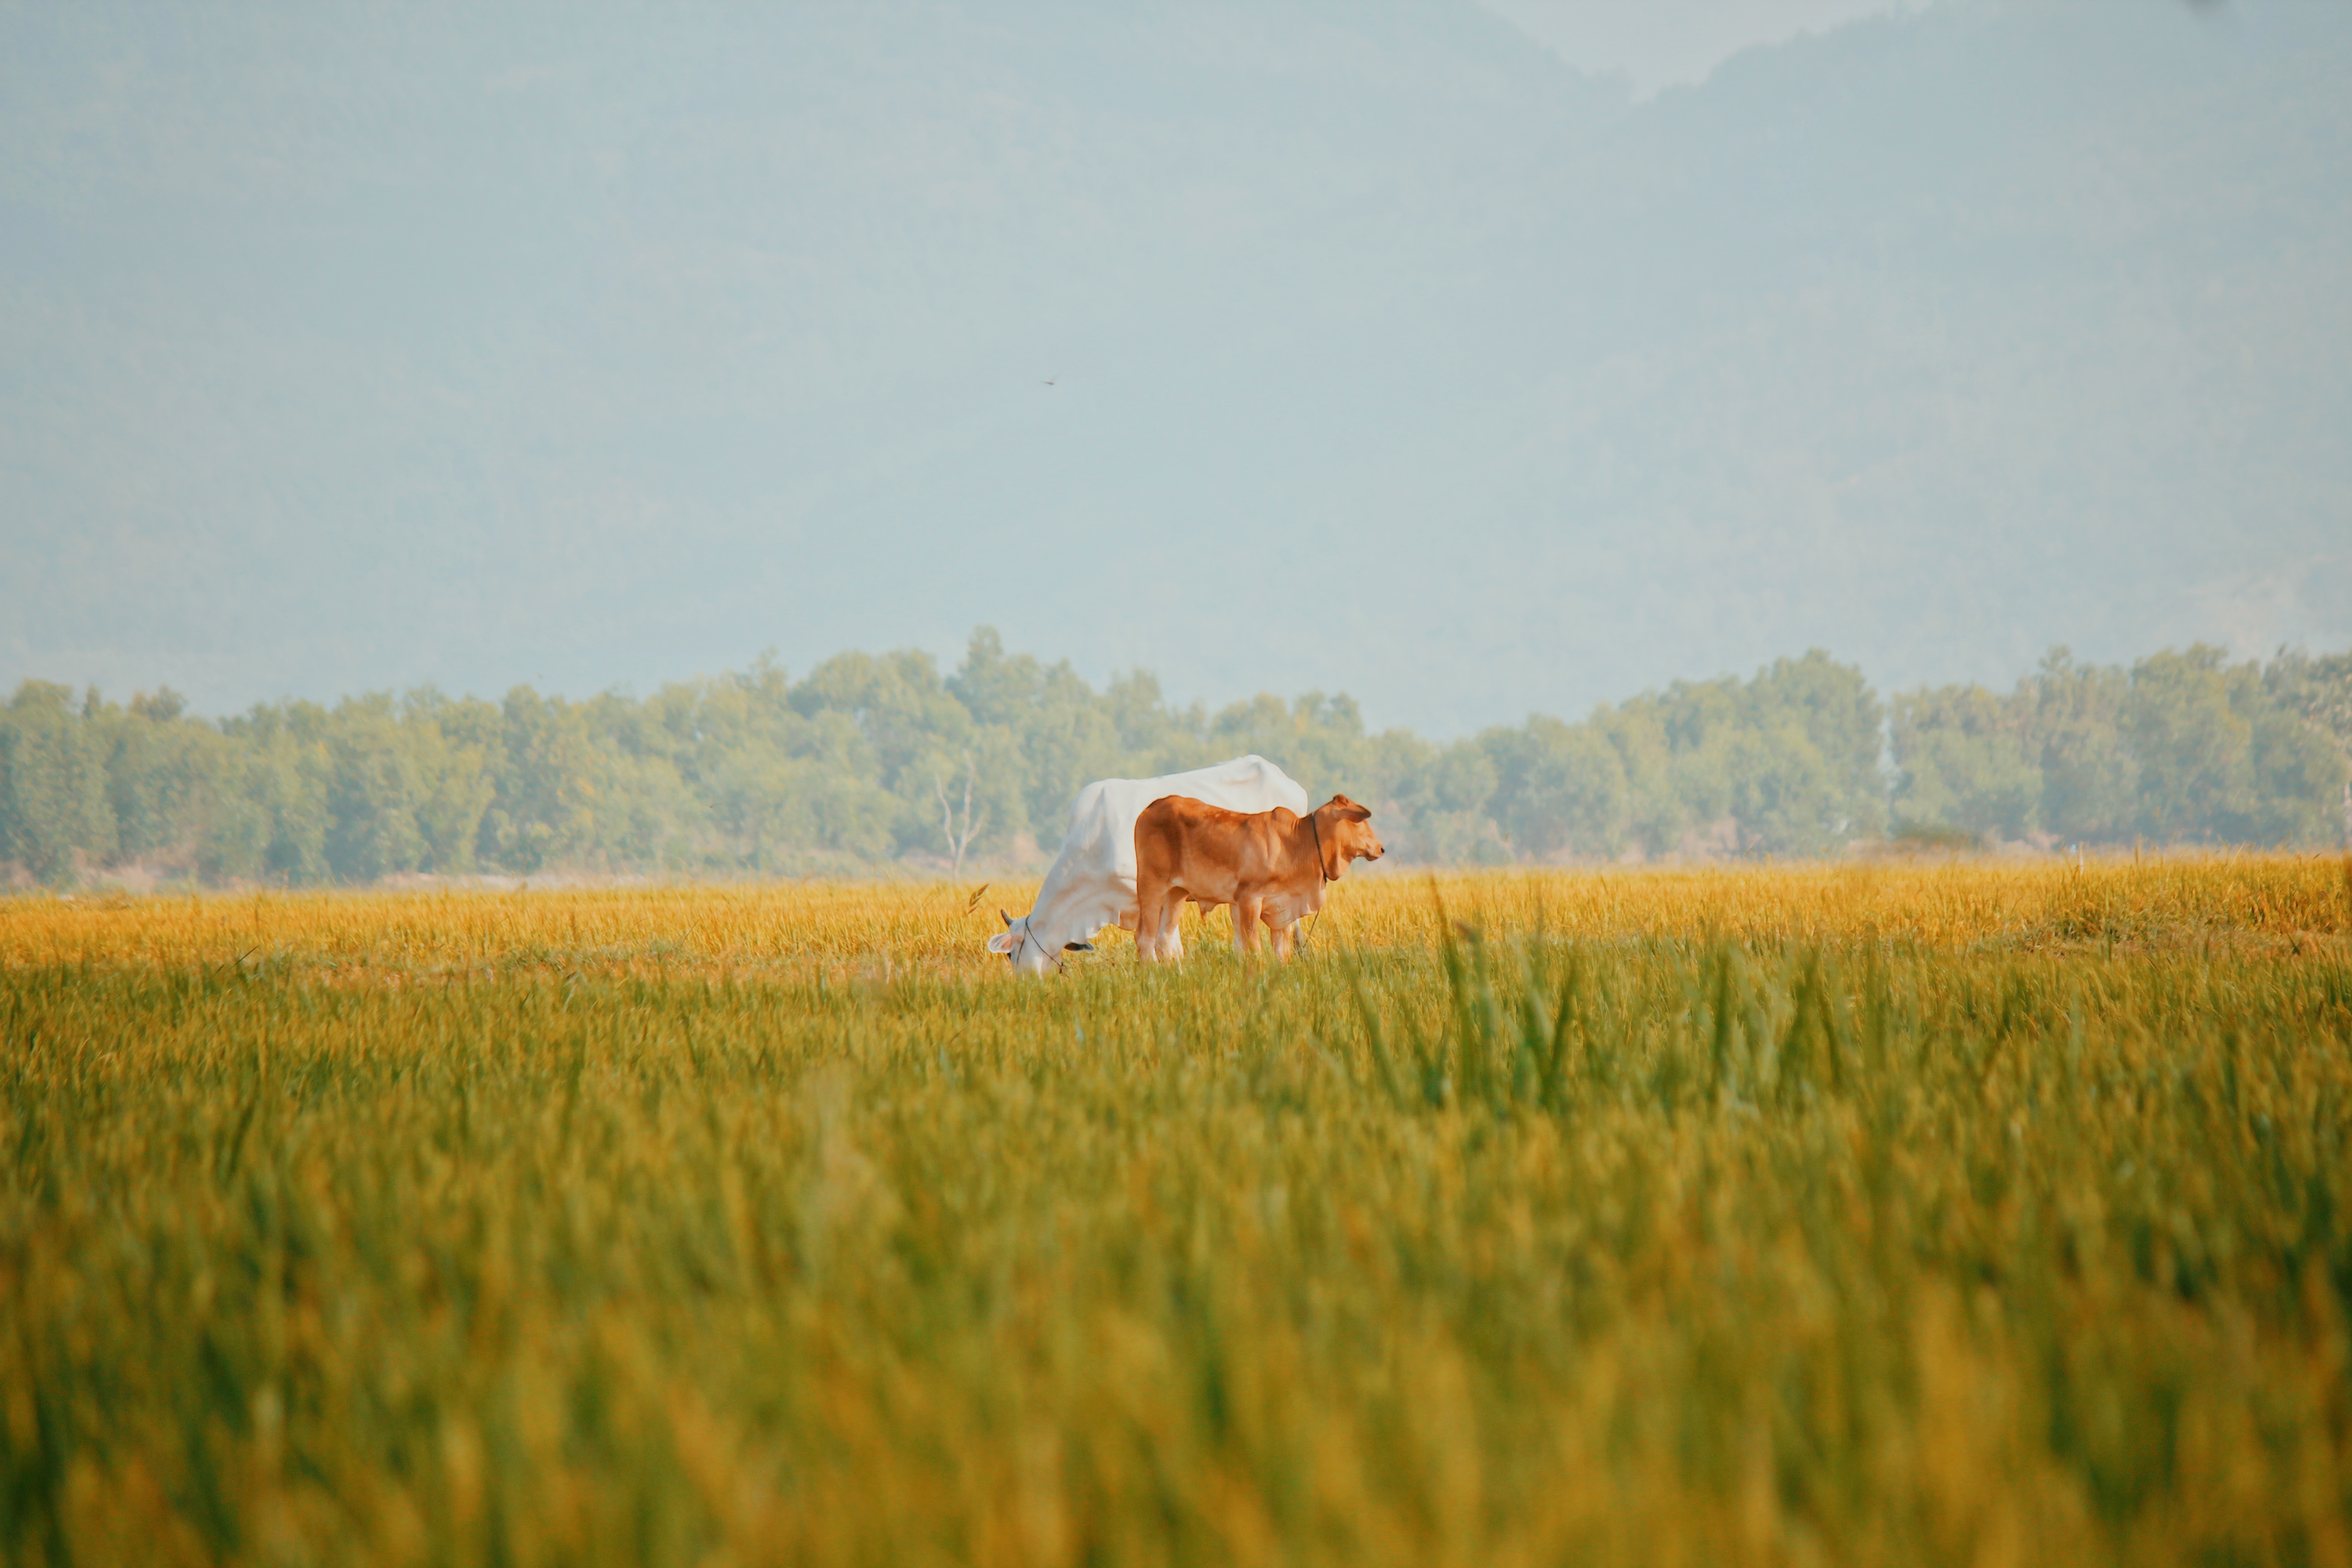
[2,859,2349,1566]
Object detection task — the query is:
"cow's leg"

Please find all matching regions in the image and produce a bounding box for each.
[1134,880,1165,962]
[1177,899,1215,963]
[1268,918,1294,962]
[1233,895,1264,956]
[1157,895,1186,963]
[1144,881,1191,964]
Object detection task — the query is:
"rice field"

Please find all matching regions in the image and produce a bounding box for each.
[2,858,2348,1567]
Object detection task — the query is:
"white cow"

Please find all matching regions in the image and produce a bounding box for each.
[987,755,1309,974]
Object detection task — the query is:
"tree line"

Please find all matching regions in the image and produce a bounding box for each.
[2,631,2346,887]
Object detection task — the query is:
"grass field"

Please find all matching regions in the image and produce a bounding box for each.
[3,859,2349,1567]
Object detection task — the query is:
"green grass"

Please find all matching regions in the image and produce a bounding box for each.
[2,868,2350,1566]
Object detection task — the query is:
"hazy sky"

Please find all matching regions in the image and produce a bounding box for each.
[1480,0,1914,93]
[2,0,2345,733]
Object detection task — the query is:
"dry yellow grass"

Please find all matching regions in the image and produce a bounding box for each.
[1,858,2348,1567]
[6,855,2342,975]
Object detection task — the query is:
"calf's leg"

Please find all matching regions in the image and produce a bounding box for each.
[1157,894,1186,963]
[1134,879,1166,963]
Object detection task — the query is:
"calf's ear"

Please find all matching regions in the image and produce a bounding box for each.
[986,931,1018,954]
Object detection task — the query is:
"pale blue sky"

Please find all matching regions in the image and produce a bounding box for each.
[1481,0,1916,93]
[3,0,2343,732]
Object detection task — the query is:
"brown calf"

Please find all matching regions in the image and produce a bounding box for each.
[1133,794,1384,962]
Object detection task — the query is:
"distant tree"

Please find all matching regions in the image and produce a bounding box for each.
[933,751,984,877]
[484,688,602,872]
[1643,677,1747,838]
[1103,668,1210,774]
[1207,691,1373,801]
[1371,730,1509,863]
[98,687,222,867]
[798,646,988,855]
[215,701,333,883]
[1591,704,1682,855]
[1744,651,1888,843]
[1483,715,1628,859]
[1720,721,1846,856]
[0,682,117,884]
[1890,684,2041,841]
[2122,647,2259,843]
[8,631,2348,884]
[323,695,427,882]
[2264,648,2352,845]
[2245,706,2346,846]
[195,752,274,884]
[1577,654,1887,856]
[400,691,499,873]
[948,628,1121,845]
[2017,649,2137,843]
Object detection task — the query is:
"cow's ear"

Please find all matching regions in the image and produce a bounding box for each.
[1336,797,1372,821]
[999,908,1014,927]
[986,931,1017,954]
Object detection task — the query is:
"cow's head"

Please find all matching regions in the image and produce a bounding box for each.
[1316,795,1384,877]
[985,908,1090,974]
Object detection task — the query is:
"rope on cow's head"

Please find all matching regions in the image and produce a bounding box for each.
[1013,917,1066,975]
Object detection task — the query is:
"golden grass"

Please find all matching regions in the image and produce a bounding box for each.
[6,855,2342,975]
[1,858,2348,1567]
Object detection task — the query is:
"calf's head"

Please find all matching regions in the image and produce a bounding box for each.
[1316,795,1384,876]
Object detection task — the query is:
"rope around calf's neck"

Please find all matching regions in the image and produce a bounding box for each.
[1304,809,1330,953]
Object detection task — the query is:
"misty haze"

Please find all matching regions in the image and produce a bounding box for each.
[3,0,2350,881]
